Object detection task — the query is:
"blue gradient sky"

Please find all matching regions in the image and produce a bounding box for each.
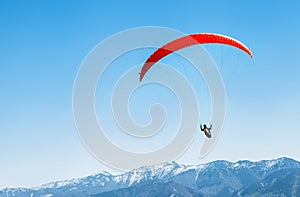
[1,0,300,189]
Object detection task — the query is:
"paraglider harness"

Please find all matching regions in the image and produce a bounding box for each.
[200,123,212,138]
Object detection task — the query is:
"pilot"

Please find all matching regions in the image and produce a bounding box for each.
[200,123,212,138]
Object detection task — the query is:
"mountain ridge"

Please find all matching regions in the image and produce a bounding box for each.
[1,157,299,197]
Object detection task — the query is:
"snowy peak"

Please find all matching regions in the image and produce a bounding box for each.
[113,161,187,186]
[39,170,113,190]
[259,157,300,169]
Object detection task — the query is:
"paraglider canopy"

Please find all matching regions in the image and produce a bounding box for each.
[139,33,253,81]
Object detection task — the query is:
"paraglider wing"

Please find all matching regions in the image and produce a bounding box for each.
[139,33,253,81]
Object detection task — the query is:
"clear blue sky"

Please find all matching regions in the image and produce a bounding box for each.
[1,0,300,189]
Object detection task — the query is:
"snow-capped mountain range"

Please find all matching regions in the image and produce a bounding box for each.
[1,157,299,197]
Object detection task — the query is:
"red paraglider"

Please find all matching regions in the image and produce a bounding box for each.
[139,33,253,81]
